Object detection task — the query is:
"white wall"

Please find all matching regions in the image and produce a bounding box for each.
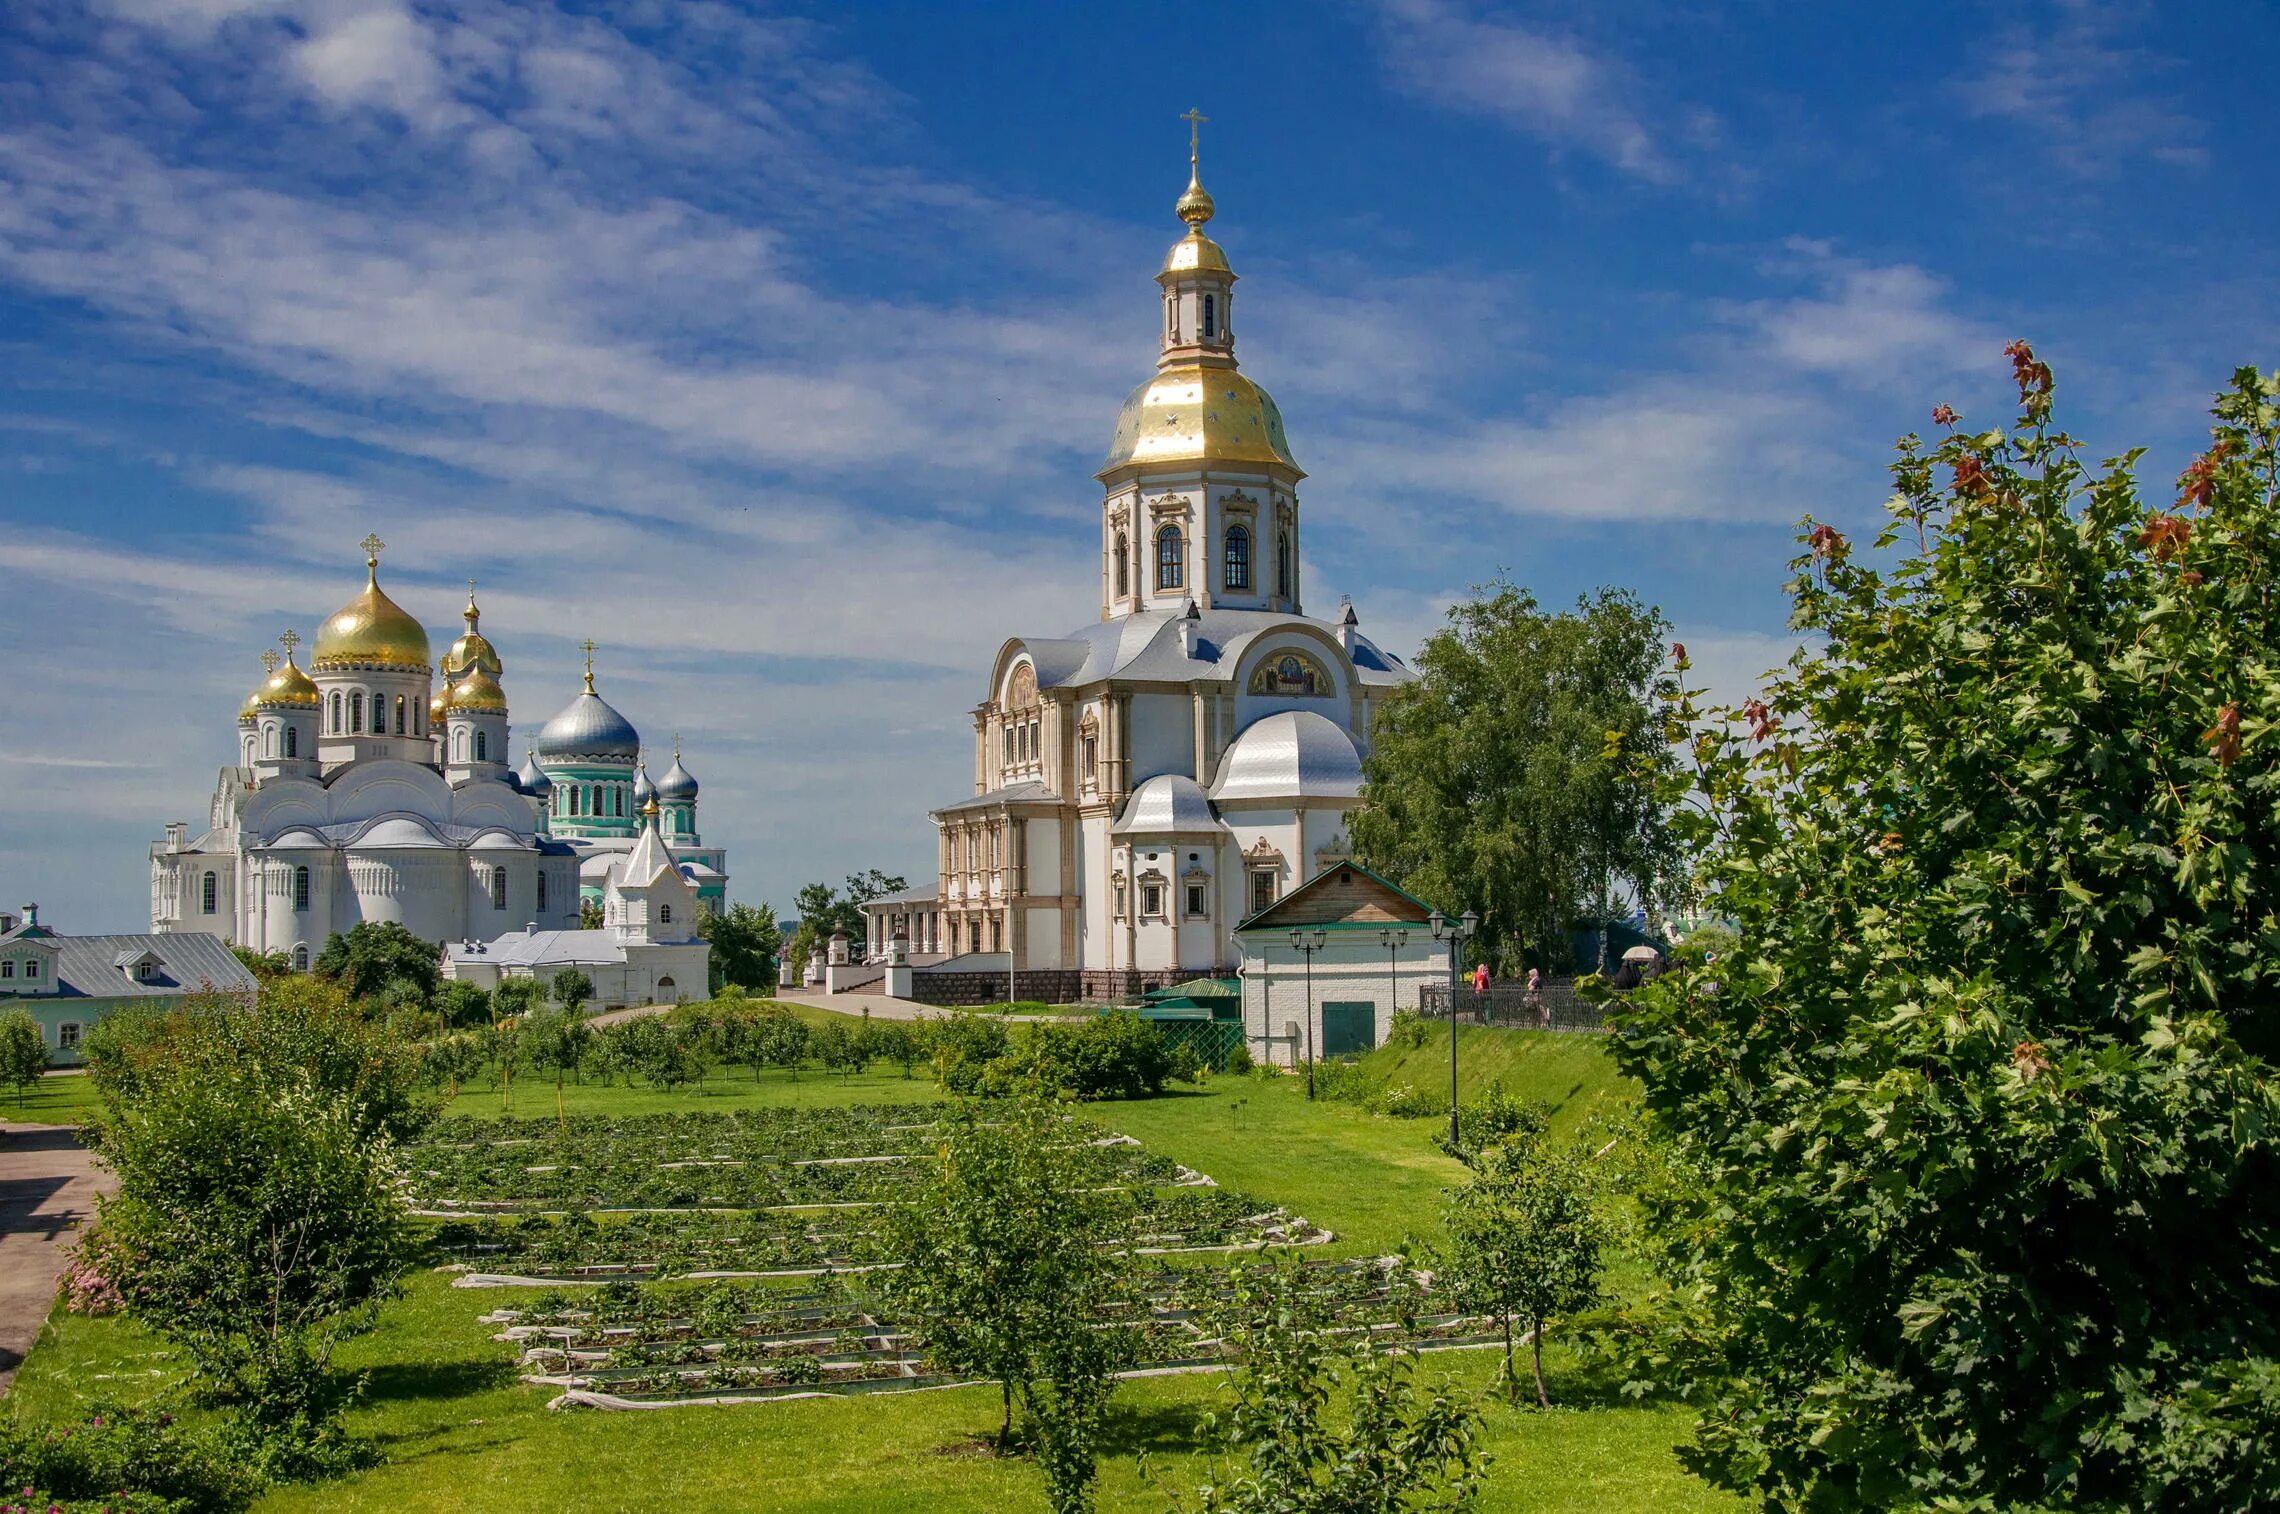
[1237,934,1442,1070]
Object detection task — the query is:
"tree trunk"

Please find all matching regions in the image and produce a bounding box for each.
[1501,1313,1515,1398]
[1531,1315,1550,1408]
[1000,1379,1013,1451]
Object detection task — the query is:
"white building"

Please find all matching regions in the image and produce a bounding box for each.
[1232,862,1442,1070]
[906,144,1418,986]
[148,543,721,988]
[442,799,709,1008]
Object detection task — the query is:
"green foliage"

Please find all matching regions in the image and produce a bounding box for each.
[698,901,782,991]
[490,976,545,1021]
[1351,579,1682,972]
[83,979,427,1145]
[1167,1257,1482,1512]
[523,1007,591,1089]
[89,989,419,1473]
[1439,1129,1607,1406]
[0,1402,256,1513]
[928,1012,1175,1102]
[550,967,594,1014]
[785,871,908,980]
[1614,357,2280,1511]
[0,1007,48,1103]
[311,920,439,1004]
[878,1099,1134,1510]
[433,979,491,1029]
[579,897,604,930]
[230,944,292,982]
[928,1014,1013,1096]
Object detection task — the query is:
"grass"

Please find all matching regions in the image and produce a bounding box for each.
[7,1027,1738,1512]
[4,1068,104,1126]
[1349,1024,1641,1139]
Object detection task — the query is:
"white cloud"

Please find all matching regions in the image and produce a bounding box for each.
[1371,0,1674,182]
[1955,5,2206,175]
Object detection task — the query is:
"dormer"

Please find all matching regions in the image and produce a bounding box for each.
[114,946,171,987]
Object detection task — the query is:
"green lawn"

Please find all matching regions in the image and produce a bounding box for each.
[7,1029,1737,1513]
[1350,1024,1641,1139]
[3,1069,104,1126]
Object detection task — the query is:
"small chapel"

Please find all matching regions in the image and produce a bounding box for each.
[880,131,1419,980]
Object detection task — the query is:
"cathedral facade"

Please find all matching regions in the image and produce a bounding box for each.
[150,544,728,986]
[916,150,1417,976]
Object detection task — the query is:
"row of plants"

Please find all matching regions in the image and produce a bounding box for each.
[430,1181,1320,1278]
[484,1260,1488,1406]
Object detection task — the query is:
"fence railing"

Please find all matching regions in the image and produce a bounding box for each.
[1417,979,1610,1033]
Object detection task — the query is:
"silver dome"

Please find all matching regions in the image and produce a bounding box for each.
[632,762,657,804]
[1112,773,1224,835]
[656,754,699,801]
[1208,710,1364,801]
[534,690,640,760]
[512,754,552,793]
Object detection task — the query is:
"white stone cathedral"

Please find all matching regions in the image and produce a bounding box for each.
[149,543,719,1001]
[898,144,1418,977]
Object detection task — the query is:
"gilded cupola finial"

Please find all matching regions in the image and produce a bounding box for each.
[464,578,480,629]
[261,648,280,676]
[579,638,598,694]
[279,628,300,665]
[359,532,385,585]
[1177,107,1214,230]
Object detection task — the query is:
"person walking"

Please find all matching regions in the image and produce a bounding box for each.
[1524,966,1546,1028]
[1470,960,1490,1021]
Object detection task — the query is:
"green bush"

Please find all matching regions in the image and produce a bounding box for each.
[0,1402,256,1513]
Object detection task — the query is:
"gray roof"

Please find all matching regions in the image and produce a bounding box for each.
[0,928,257,1002]
[1209,710,1365,801]
[1018,607,1415,692]
[656,754,699,801]
[512,755,552,793]
[1112,773,1225,835]
[534,688,641,760]
[934,780,1058,815]
[861,883,941,908]
[445,929,627,969]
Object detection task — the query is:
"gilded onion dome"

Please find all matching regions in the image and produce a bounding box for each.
[428,689,447,727]
[313,549,432,673]
[441,587,502,679]
[1099,367,1299,476]
[252,648,320,711]
[445,666,508,714]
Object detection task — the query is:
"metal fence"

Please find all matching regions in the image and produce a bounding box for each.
[1153,1018,1247,1072]
[1417,979,1610,1033]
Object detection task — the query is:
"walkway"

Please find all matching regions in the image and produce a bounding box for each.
[0,1122,113,1396]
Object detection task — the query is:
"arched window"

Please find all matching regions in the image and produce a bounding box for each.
[1165,295,1177,341]
[1277,531,1292,597]
[349,691,364,734]
[200,872,217,914]
[659,904,673,924]
[536,871,549,913]
[284,726,298,758]
[329,691,341,731]
[292,944,308,971]
[293,866,310,911]
[1113,531,1128,597]
[1224,525,1252,590]
[452,729,466,760]
[491,867,508,910]
[1156,525,1184,590]
[613,787,625,819]
[474,730,488,762]
[1202,293,1217,342]
[394,695,406,735]
[568,786,581,818]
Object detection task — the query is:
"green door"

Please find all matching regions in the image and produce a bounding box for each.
[1321,1001,1377,1057]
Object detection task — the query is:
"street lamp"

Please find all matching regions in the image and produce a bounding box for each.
[1289,926,1326,1101]
[1428,909,1480,1150]
[1378,926,1408,1019]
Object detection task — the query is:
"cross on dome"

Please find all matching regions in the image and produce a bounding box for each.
[1176,108,1214,230]
[261,648,279,675]
[278,628,300,661]
[359,532,385,564]
[579,638,598,693]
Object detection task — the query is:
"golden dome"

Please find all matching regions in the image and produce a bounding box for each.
[252,653,319,711]
[445,667,508,714]
[1176,171,1215,232]
[1097,364,1303,479]
[1160,231,1232,278]
[312,554,432,673]
[428,690,447,723]
[441,588,503,679]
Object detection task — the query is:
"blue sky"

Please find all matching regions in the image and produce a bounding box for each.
[3,0,2274,929]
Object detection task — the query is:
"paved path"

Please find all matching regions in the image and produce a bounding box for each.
[775,990,1089,1024]
[0,1122,112,1397]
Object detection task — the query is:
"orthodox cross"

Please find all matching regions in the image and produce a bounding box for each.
[359,532,385,564]
[261,648,279,675]
[1182,107,1208,168]
[278,628,300,662]
[579,638,598,692]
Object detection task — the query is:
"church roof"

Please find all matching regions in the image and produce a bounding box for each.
[1209,711,1365,802]
[535,688,640,760]
[1021,607,1413,692]
[446,929,627,969]
[1112,773,1224,835]
[616,806,677,890]
[935,781,1059,815]
[7,930,257,1001]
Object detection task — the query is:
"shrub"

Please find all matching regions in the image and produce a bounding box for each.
[928,1014,1012,1096]
[0,1008,46,1104]
[0,1403,256,1513]
[432,980,491,1029]
[59,1224,123,1316]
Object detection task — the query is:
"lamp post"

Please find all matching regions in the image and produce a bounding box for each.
[1428,909,1479,1150]
[1289,926,1326,1100]
[1378,926,1408,1018]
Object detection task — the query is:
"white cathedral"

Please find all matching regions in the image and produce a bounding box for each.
[149,545,725,1004]
[882,146,1418,978]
